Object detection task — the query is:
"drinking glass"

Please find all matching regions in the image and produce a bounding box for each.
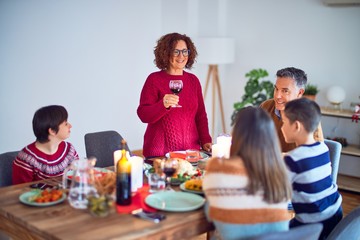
[185,149,200,163]
[162,158,179,191]
[169,80,183,107]
[148,173,165,193]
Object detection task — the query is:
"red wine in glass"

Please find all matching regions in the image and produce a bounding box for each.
[163,168,176,177]
[171,88,182,94]
[162,159,178,191]
[169,80,183,107]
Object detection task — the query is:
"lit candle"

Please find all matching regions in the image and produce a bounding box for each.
[113,150,122,171]
[129,156,144,192]
[217,135,232,146]
[212,143,226,158]
[216,135,232,158]
[224,144,231,158]
[212,144,219,157]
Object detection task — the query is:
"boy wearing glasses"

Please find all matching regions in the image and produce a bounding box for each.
[260,67,323,152]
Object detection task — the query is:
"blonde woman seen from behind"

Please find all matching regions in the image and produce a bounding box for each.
[203,107,292,240]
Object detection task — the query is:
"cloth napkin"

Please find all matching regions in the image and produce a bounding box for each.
[116,184,157,213]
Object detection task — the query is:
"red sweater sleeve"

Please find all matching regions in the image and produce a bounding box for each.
[137,73,169,124]
[12,158,34,185]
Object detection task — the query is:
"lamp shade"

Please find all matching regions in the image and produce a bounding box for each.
[326,86,346,104]
[196,38,235,65]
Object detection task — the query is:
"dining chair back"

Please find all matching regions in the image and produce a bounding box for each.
[84,130,131,168]
[0,151,19,187]
[0,230,11,240]
[324,139,342,184]
[245,223,323,240]
[327,206,360,240]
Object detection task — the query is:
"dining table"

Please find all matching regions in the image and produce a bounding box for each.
[0,169,214,240]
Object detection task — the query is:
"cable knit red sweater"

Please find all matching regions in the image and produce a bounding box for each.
[137,70,212,158]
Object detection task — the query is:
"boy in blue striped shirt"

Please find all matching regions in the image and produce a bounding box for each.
[281,98,343,239]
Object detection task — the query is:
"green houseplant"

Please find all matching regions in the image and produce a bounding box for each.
[303,83,319,101]
[231,69,274,125]
[304,84,319,95]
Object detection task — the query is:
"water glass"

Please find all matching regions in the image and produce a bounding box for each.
[148,173,165,193]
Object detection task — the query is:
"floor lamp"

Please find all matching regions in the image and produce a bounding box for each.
[197,38,235,138]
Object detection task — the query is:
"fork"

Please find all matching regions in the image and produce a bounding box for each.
[131,209,166,223]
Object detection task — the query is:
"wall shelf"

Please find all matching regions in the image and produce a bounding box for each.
[342,144,360,157]
[321,106,360,157]
[321,107,354,119]
[338,174,360,193]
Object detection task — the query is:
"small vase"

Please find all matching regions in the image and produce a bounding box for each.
[88,194,113,217]
[303,95,316,101]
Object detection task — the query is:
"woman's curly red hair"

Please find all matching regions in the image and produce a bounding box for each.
[154,33,197,70]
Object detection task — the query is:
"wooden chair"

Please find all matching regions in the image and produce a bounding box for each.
[84,130,131,168]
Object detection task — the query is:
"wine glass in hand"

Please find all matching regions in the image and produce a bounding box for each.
[169,80,183,107]
[162,158,179,191]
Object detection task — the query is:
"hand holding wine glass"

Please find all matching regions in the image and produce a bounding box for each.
[169,80,183,107]
[162,158,179,191]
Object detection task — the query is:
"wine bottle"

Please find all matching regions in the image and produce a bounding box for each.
[116,139,132,205]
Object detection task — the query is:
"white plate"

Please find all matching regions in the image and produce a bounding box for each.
[179,182,204,195]
[19,190,66,207]
[165,151,209,166]
[145,191,205,212]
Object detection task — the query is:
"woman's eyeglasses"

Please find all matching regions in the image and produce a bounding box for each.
[173,49,190,57]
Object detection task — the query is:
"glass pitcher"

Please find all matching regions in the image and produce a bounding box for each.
[63,157,98,209]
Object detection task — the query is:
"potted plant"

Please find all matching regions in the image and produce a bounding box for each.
[303,84,319,101]
[231,69,273,125]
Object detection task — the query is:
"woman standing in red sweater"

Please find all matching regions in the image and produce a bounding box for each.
[137,33,212,158]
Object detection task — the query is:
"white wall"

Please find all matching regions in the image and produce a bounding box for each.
[223,0,360,133]
[1,0,360,159]
[0,0,162,156]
